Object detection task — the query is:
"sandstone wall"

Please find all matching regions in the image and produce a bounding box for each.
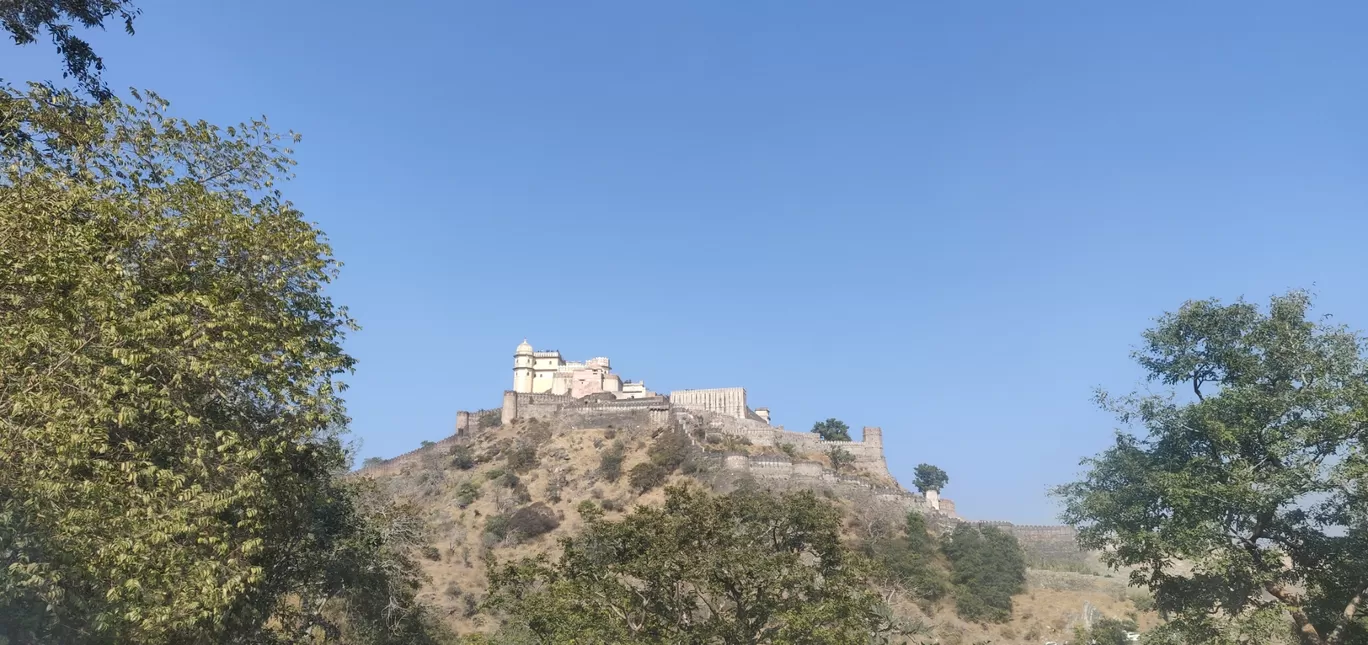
[670,388,749,419]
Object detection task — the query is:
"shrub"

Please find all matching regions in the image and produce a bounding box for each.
[506,502,560,540]
[598,441,625,482]
[1081,617,1139,645]
[421,545,441,561]
[421,440,435,449]
[679,453,705,475]
[444,582,462,599]
[648,429,691,472]
[628,462,669,493]
[600,498,625,512]
[499,472,521,489]
[778,443,798,459]
[506,443,538,472]
[546,474,565,503]
[484,514,511,542]
[603,429,617,440]
[525,419,553,445]
[455,481,481,508]
[449,444,476,470]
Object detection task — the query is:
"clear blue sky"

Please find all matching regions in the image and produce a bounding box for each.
[7,1,1366,523]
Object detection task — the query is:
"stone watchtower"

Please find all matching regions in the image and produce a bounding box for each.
[513,339,534,393]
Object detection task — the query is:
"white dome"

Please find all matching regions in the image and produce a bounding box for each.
[515,339,534,355]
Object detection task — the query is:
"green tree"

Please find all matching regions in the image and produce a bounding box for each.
[598,439,626,481]
[1055,291,1368,645]
[941,524,1026,623]
[811,417,851,442]
[826,444,856,474]
[912,464,949,493]
[1080,617,1140,645]
[2,0,140,99]
[487,485,901,644]
[0,83,441,643]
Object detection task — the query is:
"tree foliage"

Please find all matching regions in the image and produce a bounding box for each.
[941,524,1026,623]
[2,0,140,99]
[598,439,626,482]
[1075,617,1140,645]
[862,512,950,603]
[1055,291,1368,645]
[486,485,901,644]
[0,83,445,643]
[912,464,948,493]
[811,417,851,442]
[826,445,856,474]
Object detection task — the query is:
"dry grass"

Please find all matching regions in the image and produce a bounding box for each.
[367,422,681,635]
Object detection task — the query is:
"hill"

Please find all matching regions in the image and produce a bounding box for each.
[361,419,1159,644]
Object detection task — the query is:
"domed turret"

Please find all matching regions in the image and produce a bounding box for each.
[513,339,535,393]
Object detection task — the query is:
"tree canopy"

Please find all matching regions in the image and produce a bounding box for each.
[811,417,852,442]
[486,485,901,644]
[861,511,950,605]
[0,83,447,643]
[2,0,140,99]
[912,464,949,493]
[1055,291,1368,645]
[941,524,1026,623]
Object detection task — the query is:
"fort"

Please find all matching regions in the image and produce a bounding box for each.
[450,341,937,507]
[438,341,1080,557]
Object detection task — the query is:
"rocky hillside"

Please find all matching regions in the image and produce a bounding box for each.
[360,420,1158,644]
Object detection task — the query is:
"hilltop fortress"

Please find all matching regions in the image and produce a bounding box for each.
[369,339,1082,560]
[450,340,953,513]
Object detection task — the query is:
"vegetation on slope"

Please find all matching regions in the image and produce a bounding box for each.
[487,485,904,644]
[367,418,1152,644]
